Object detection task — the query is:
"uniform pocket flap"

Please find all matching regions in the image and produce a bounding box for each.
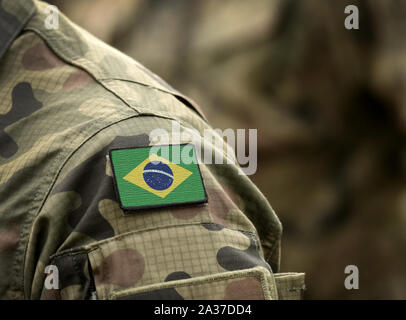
[110,267,278,300]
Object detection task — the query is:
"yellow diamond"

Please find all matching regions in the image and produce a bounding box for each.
[123,154,192,198]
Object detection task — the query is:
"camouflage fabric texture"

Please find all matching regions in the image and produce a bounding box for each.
[46,0,406,299]
[0,0,304,300]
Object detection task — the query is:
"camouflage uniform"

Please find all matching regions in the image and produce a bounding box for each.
[0,0,304,300]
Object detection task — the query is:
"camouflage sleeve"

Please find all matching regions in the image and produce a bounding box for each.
[0,0,304,300]
[29,114,303,300]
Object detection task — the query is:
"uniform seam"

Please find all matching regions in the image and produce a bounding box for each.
[24,9,206,121]
[100,77,182,98]
[287,286,306,292]
[22,28,142,115]
[51,222,260,257]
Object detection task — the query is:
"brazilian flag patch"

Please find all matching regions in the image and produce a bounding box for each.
[109,144,207,210]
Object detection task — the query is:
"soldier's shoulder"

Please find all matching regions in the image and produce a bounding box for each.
[22,0,205,123]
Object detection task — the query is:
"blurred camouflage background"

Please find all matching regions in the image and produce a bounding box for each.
[45,0,406,299]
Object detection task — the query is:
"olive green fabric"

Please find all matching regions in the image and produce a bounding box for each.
[0,0,303,299]
[274,273,306,300]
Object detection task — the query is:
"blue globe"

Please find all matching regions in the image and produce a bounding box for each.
[143,161,174,190]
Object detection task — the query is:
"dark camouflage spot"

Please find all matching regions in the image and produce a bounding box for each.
[201,222,224,231]
[165,271,191,282]
[217,232,270,271]
[0,82,42,158]
[52,252,89,290]
[52,134,150,240]
[224,277,264,300]
[94,249,145,287]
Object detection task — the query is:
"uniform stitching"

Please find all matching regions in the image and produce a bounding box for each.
[110,267,271,299]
